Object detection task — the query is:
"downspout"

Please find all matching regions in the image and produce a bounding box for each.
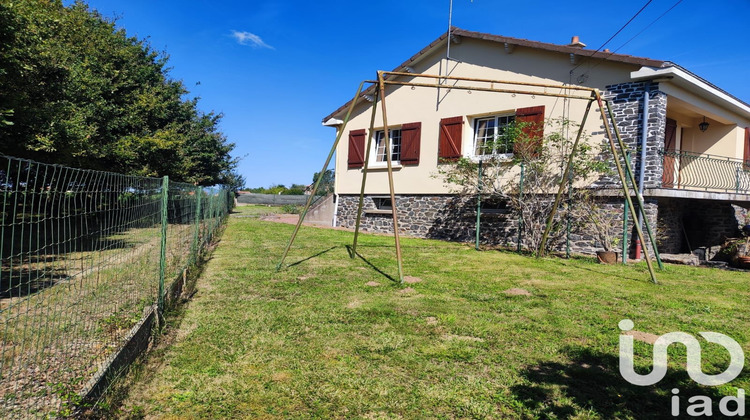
[333,193,339,227]
[635,82,650,258]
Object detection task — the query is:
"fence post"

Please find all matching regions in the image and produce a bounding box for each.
[192,186,202,262]
[517,161,525,253]
[566,170,572,258]
[475,160,482,251]
[158,176,169,314]
[206,188,215,241]
[622,151,631,264]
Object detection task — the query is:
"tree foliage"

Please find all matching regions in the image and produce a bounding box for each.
[0,0,240,187]
[312,169,334,194]
[438,118,610,255]
[246,184,307,195]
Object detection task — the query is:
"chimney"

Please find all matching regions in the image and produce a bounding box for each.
[568,35,586,48]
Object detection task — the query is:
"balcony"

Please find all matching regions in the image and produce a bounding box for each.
[659,150,750,194]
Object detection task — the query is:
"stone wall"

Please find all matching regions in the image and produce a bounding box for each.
[336,194,516,244]
[656,198,743,254]
[336,194,648,255]
[333,193,750,260]
[595,82,666,189]
[624,198,659,257]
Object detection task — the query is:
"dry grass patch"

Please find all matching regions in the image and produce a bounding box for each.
[503,287,532,296]
[624,330,660,345]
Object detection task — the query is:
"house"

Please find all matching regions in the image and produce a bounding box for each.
[322,28,750,256]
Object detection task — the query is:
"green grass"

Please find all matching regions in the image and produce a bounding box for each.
[119,205,750,419]
[235,204,286,216]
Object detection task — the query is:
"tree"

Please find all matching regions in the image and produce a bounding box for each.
[439,118,609,255]
[0,0,237,185]
[312,169,334,194]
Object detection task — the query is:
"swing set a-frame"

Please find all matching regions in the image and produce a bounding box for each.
[277,70,663,284]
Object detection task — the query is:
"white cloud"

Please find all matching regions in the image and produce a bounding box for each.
[231,30,274,49]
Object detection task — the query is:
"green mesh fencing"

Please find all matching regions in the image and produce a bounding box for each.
[0,155,233,417]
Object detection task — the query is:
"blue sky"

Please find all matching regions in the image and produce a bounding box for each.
[76,0,750,188]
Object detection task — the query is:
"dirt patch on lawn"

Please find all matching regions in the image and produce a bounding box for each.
[365,281,381,287]
[504,288,532,296]
[403,276,422,284]
[624,330,659,345]
[346,300,363,309]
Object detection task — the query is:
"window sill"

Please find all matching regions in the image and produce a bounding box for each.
[481,209,511,216]
[364,209,393,215]
[470,154,514,163]
[364,163,402,171]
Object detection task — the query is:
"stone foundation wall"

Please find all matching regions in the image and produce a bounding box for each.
[336,194,517,245]
[656,198,743,254]
[336,194,652,255]
[338,194,743,258]
[624,198,659,257]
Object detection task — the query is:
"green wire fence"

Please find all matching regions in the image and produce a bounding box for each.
[0,155,233,417]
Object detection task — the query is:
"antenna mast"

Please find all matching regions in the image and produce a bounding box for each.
[447,0,453,60]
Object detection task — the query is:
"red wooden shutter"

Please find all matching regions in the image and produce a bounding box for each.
[515,106,545,157]
[743,127,750,170]
[400,122,421,165]
[347,129,366,169]
[438,116,463,161]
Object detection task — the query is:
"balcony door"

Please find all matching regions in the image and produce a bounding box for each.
[662,118,679,188]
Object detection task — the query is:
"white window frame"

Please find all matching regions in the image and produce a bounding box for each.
[369,127,402,167]
[373,196,393,211]
[363,196,394,215]
[471,113,516,160]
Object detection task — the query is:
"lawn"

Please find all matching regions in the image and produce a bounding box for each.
[118,205,750,419]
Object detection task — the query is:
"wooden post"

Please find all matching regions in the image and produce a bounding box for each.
[377,71,405,283]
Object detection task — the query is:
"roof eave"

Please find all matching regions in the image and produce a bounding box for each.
[451,28,666,68]
[630,66,750,119]
[322,27,670,123]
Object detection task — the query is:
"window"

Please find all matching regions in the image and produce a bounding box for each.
[470,106,545,159]
[373,197,393,211]
[364,196,394,215]
[473,114,516,156]
[480,199,510,215]
[372,128,402,164]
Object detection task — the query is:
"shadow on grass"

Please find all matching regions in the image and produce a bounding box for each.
[345,245,399,284]
[287,246,338,268]
[511,346,732,419]
[1,232,146,299]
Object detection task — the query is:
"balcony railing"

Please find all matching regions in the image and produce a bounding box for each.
[660,149,750,193]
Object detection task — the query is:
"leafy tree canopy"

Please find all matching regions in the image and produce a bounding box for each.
[312,169,334,194]
[0,0,242,188]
